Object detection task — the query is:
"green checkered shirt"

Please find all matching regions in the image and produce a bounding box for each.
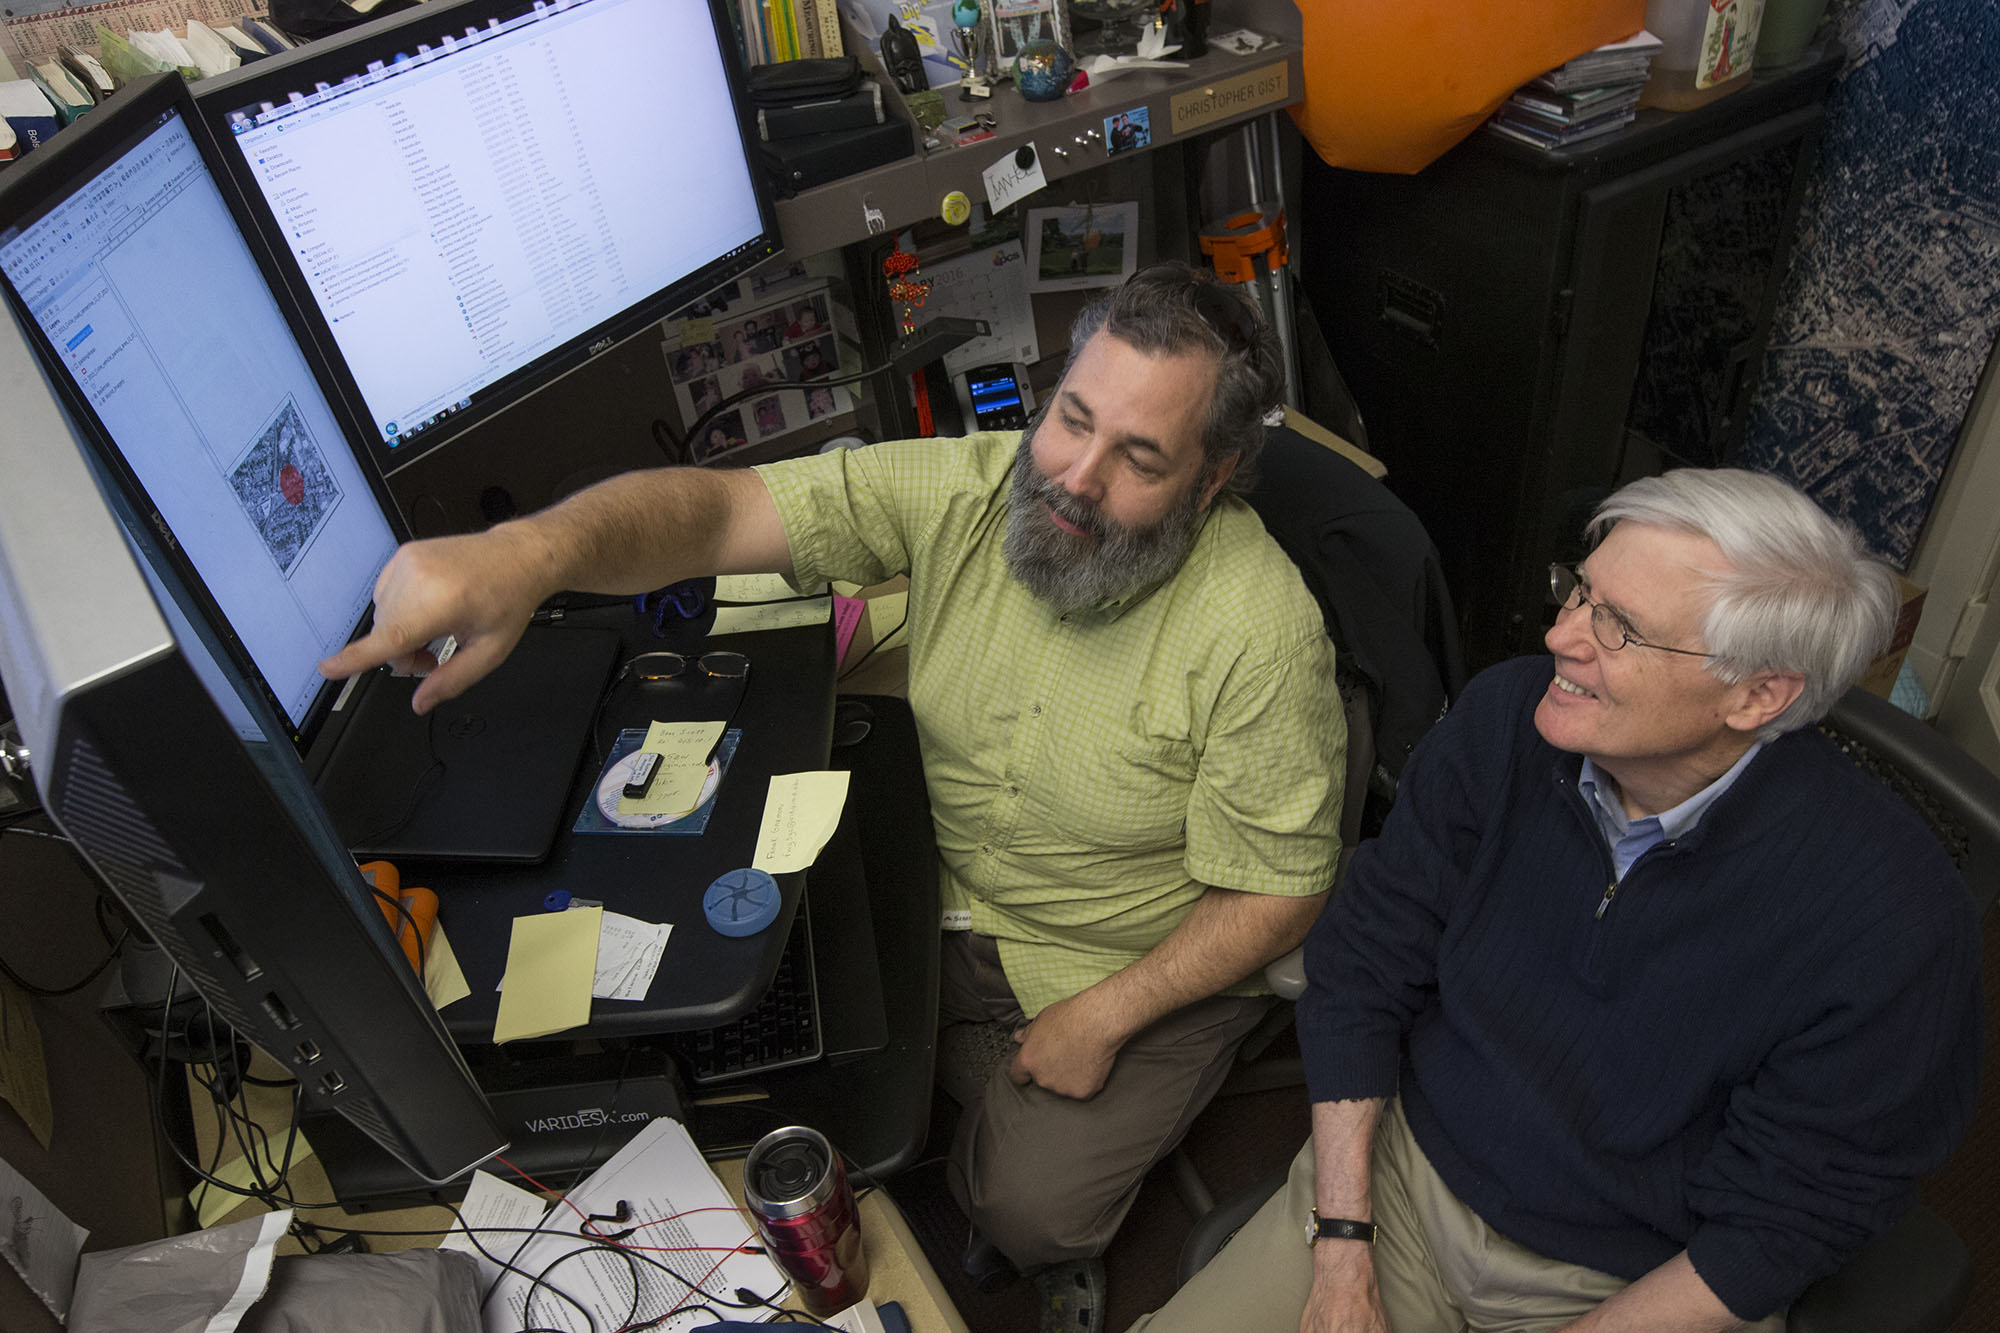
[757,432,1344,1016]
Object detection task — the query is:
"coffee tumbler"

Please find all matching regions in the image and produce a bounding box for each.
[743,1125,870,1315]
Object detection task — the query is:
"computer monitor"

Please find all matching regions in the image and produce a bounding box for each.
[195,0,780,478]
[0,76,398,752]
[0,288,507,1185]
[0,76,619,863]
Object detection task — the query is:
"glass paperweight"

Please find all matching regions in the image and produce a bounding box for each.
[1014,39,1074,102]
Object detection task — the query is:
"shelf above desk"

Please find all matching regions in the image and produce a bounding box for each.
[774,12,1304,253]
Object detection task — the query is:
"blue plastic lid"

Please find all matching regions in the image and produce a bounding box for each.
[703,868,782,937]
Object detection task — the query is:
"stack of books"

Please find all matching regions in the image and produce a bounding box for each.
[1487,30,1663,151]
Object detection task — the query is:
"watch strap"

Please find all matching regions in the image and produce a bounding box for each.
[1307,1209,1377,1246]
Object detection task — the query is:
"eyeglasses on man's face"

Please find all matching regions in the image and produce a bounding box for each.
[1547,564,1713,659]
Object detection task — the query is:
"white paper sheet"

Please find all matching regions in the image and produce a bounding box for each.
[485,1119,785,1333]
[0,1150,88,1319]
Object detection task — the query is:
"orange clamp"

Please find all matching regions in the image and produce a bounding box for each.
[1198,205,1290,283]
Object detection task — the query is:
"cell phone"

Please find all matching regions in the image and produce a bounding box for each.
[956,362,1033,432]
[623,751,662,800]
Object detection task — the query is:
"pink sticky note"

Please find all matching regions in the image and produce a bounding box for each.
[833,594,867,666]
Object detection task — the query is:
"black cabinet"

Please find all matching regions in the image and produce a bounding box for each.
[1300,51,1841,667]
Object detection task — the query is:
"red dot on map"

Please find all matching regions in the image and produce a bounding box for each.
[280,464,305,506]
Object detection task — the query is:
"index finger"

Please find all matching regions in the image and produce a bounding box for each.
[319,622,432,682]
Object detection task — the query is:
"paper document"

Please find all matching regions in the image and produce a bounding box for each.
[0,971,53,1149]
[921,240,1040,375]
[494,908,602,1043]
[714,572,812,603]
[753,771,852,873]
[592,911,673,1001]
[441,1170,551,1289]
[486,1119,786,1333]
[833,594,868,665]
[710,595,832,636]
[425,922,473,1011]
[0,1150,87,1319]
[618,720,726,817]
[191,1134,317,1228]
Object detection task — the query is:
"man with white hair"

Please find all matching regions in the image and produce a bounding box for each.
[1136,468,1983,1333]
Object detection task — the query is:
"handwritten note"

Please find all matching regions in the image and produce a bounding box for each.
[715,572,818,603]
[752,771,851,873]
[710,594,832,636]
[617,720,725,817]
[493,908,601,1043]
[983,144,1048,213]
[592,911,673,1001]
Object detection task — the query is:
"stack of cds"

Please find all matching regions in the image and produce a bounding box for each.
[1488,30,1663,151]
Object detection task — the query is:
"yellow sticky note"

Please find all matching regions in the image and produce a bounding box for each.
[752,771,852,874]
[618,720,725,817]
[493,908,601,1043]
[192,1133,316,1227]
[424,921,472,1011]
[867,590,909,639]
[715,572,810,603]
[680,315,714,343]
[710,596,832,636]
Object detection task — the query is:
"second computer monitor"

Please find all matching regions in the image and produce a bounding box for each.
[197,0,781,476]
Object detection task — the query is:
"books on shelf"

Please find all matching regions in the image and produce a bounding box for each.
[737,0,847,66]
[1488,29,1660,153]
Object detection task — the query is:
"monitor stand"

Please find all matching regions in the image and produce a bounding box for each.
[310,625,621,864]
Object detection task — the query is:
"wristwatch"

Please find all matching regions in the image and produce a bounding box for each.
[1307,1208,1378,1247]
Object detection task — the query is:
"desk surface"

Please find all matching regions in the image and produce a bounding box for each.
[312,600,939,1192]
[420,603,838,1041]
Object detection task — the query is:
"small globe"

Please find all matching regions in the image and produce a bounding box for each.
[1014,39,1074,102]
[951,0,980,27]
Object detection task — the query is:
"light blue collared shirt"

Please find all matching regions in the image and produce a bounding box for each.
[1577,741,1766,881]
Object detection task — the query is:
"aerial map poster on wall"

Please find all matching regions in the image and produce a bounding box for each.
[1742,0,2000,567]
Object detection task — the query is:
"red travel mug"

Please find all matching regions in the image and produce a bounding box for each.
[743,1125,870,1316]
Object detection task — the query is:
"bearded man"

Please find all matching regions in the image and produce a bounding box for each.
[323,264,1347,1329]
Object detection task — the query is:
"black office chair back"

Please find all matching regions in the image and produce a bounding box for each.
[1244,424,1466,811]
[1818,686,2000,919]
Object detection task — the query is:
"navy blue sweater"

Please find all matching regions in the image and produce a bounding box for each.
[1299,656,1983,1320]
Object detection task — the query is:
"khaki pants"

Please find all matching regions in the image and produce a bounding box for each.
[940,931,1271,1270]
[1131,1099,1788,1333]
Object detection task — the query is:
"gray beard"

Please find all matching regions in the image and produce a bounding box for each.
[1002,427,1208,614]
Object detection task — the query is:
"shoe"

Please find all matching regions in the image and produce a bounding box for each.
[1035,1256,1106,1333]
[962,1229,1018,1293]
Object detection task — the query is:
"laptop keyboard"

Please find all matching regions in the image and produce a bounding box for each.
[674,904,822,1083]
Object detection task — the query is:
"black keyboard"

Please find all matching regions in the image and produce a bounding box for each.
[674,903,822,1083]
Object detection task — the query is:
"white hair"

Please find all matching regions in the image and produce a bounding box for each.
[1591,469,1899,738]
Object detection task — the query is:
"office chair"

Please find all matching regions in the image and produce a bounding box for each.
[1165,423,1465,1217]
[1177,684,2000,1333]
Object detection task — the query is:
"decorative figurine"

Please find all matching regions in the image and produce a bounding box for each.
[879,14,928,96]
[1013,37,1074,101]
